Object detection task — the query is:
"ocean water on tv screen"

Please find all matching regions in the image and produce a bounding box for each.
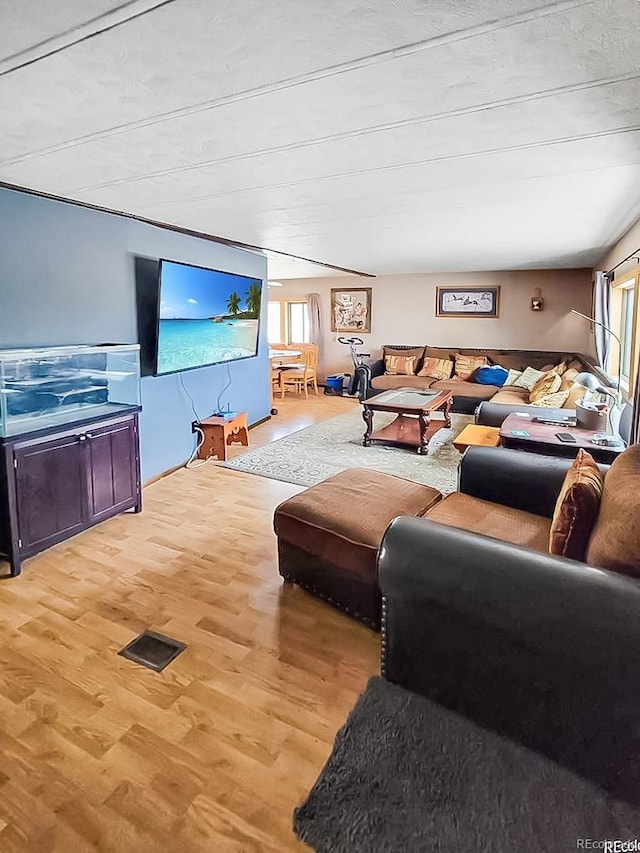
[156,318,259,374]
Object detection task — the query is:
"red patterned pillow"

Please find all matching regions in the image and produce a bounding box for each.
[454,354,488,380]
[384,354,418,376]
[417,357,452,380]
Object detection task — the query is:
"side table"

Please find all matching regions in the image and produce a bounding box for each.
[196,413,249,461]
[452,424,500,453]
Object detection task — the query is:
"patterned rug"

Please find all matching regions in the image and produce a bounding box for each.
[220,409,472,492]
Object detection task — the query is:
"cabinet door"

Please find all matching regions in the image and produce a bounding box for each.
[14,435,86,552]
[86,417,139,522]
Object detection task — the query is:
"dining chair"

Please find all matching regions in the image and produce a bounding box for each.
[280,345,319,399]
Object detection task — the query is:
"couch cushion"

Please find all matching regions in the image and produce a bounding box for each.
[372,375,437,392]
[385,353,419,375]
[497,355,529,371]
[513,366,546,391]
[549,450,604,561]
[454,354,488,380]
[529,370,562,403]
[383,346,425,363]
[424,346,457,361]
[562,382,585,408]
[430,379,498,400]
[417,356,453,380]
[425,493,550,552]
[533,390,570,408]
[503,369,523,386]
[459,349,502,363]
[559,368,580,390]
[586,445,640,577]
[274,469,442,580]
[490,387,531,405]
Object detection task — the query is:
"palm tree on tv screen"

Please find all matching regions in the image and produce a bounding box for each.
[245,282,262,318]
[226,292,241,316]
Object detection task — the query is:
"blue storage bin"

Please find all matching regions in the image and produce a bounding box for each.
[324,374,345,395]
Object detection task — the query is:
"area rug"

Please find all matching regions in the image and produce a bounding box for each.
[293,676,640,853]
[220,409,472,492]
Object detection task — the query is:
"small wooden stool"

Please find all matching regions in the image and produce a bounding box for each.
[453,424,500,453]
[197,413,249,461]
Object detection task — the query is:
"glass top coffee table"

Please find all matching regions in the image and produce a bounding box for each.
[361,388,453,455]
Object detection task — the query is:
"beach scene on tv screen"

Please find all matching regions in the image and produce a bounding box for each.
[157,261,262,374]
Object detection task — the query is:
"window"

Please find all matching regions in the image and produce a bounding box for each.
[267,299,310,345]
[287,301,310,344]
[267,301,282,344]
[611,271,639,395]
[620,285,635,385]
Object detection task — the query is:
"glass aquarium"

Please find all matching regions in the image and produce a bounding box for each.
[0,344,141,437]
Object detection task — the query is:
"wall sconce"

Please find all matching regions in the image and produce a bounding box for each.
[530,288,544,311]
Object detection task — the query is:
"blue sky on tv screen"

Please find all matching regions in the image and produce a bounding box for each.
[159,261,259,319]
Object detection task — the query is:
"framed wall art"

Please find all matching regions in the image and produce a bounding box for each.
[330,287,372,333]
[435,286,500,318]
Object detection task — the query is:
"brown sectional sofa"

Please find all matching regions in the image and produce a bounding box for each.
[353,345,605,414]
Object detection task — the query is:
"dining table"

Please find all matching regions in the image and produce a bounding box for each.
[268,348,302,414]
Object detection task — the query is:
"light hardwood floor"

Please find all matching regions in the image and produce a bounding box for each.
[0,393,379,852]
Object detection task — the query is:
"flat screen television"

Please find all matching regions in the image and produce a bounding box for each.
[154,259,263,376]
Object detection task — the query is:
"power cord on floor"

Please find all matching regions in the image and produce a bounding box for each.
[185,425,210,469]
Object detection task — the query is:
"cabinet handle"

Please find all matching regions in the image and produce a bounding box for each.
[86,433,93,439]
[78,435,87,442]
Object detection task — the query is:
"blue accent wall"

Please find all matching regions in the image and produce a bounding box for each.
[0,187,270,480]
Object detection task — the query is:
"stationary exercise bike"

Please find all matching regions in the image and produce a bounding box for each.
[337,336,369,396]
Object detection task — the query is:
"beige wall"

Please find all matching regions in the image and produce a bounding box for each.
[596,216,640,278]
[274,268,594,379]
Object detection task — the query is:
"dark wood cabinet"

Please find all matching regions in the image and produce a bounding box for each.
[0,409,141,576]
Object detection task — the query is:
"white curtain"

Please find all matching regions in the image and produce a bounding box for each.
[308,293,323,365]
[593,271,611,368]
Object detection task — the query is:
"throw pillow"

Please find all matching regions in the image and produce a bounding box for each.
[513,366,546,391]
[549,449,603,561]
[417,356,452,380]
[384,354,418,376]
[454,354,488,381]
[586,445,640,576]
[533,390,570,408]
[559,368,580,391]
[504,368,523,386]
[562,381,586,409]
[529,370,562,403]
[474,365,508,386]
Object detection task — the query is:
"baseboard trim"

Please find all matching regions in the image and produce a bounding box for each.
[143,412,271,486]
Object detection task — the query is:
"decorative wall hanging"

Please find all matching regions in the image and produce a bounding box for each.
[435,286,500,318]
[331,287,372,332]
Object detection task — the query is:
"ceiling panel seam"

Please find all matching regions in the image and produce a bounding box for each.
[63,73,640,195]
[133,163,640,223]
[0,0,178,77]
[121,126,640,213]
[0,0,594,166]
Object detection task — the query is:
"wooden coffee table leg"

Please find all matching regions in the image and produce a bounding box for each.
[417,412,430,455]
[362,407,373,446]
[443,396,452,428]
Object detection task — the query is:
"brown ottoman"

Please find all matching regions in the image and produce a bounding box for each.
[273,468,442,630]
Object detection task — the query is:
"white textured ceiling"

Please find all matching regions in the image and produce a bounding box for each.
[2,0,640,276]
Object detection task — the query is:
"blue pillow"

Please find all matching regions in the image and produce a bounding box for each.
[474,365,508,386]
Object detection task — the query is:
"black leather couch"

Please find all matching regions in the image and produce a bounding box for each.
[378,455,640,805]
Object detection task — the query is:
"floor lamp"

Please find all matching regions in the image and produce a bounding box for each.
[569,308,623,406]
